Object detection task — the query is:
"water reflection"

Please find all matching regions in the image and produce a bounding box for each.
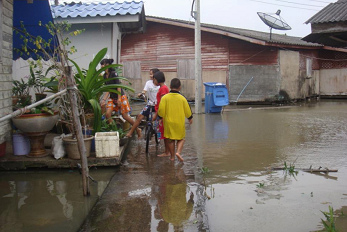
[0,169,114,232]
[204,114,229,141]
[80,139,207,232]
[189,101,347,232]
[156,163,194,231]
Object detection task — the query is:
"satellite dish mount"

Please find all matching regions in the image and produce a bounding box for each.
[257,10,291,40]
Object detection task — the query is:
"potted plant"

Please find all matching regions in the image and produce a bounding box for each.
[12,76,33,107]
[100,118,127,146]
[69,47,134,133]
[29,60,49,101]
[12,64,59,157]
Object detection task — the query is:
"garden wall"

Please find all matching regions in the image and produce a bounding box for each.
[0,0,13,145]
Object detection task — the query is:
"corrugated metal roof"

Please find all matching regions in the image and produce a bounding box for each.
[305,0,347,24]
[147,16,321,48]
[51,1,144,19]
[203,23,320,47]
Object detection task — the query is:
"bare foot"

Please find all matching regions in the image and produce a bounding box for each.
[136,128,142,138]
[125,132,132,138]
[157,153,170,157]
[175,153,184,162]
[170,155,175,161]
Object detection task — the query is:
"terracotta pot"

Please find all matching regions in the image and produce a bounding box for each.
[19,95,32,106]
[35,93,47,102]
[12,96,19,106]
[62,135,94,160]
[12,112,59,157]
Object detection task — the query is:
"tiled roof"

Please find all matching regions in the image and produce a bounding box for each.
[147,16,321,47]
[305,0,347,24]
[51,1,144,18]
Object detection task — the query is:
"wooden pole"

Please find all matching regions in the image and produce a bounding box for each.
[65,66,90,196]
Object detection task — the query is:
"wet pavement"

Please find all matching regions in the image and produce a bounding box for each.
[80,137,208,232]
[1,100,347,232]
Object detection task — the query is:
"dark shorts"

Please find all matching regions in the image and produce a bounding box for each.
[140,105,155,118]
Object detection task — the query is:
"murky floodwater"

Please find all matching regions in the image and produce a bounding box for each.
[1,100,347,232]
[189,100,347,232]
[0,168,116,232]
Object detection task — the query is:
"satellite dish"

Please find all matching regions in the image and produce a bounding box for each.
[257,10,291,40]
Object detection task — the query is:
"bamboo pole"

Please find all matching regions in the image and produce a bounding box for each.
[65,66,90,196]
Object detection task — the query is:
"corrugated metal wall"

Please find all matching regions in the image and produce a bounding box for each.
[228,39,278,65]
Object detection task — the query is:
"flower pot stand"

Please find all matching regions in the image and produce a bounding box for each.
[25,132,49,157]
[12,113,59,158]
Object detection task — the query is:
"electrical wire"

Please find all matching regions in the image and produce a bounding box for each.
[275,0,324,7]
[248,0,324,11]
[308,0,333,4]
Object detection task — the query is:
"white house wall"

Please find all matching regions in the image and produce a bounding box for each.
[68,23,120,70]
[12,22,121,95]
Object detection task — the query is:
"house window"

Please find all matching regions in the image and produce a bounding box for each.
[306,58,312,78]
[122,61,141,79]
[0,0,3,63]
[177,59,195,79]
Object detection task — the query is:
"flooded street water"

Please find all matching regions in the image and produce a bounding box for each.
[0,168,116,232]
[191,100,347,232]
[1,100,347,231]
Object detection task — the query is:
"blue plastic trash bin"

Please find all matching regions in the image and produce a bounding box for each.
[203,82,229,113]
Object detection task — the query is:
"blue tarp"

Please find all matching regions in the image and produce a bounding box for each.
[13,0,58,60]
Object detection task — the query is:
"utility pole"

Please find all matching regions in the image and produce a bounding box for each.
[194,0,202,114]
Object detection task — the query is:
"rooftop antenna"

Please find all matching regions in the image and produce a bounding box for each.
[257,10,291,40]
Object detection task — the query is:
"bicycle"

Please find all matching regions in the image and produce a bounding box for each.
[138,93,159,153]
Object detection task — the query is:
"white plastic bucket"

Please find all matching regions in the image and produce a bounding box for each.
[12,133,30,156]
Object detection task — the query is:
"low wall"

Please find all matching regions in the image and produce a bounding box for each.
[320,68,347,97]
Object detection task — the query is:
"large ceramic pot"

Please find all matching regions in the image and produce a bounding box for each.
[62,135,94,160]
[12,112,59,157]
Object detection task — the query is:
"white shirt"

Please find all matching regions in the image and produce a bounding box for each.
[143,80,160,106]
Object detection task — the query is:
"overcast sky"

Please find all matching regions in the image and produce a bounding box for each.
[60,0,334,37]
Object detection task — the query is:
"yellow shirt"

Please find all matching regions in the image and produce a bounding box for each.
[158,92,192,140]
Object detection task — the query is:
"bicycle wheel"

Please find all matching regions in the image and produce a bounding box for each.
[145,124,152,153]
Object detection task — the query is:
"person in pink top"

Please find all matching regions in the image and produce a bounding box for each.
[152,71,170,157]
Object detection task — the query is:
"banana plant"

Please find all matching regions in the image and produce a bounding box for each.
[69,47,134,133]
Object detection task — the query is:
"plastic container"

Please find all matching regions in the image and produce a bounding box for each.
[12,133,31,156]
[95,132,120,158]
[203,82,229,113]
